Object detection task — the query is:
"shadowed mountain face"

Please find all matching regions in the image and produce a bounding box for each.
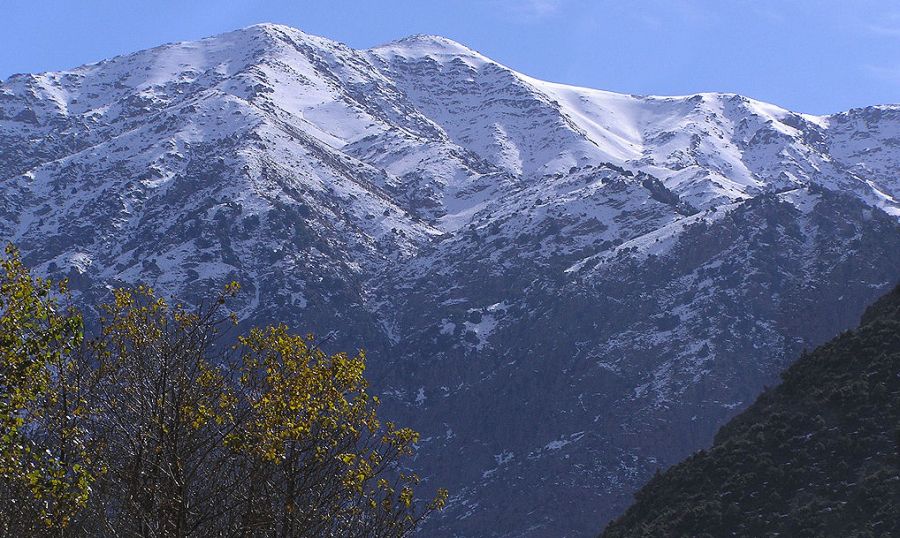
[1,23,899,536]
[602,284,900,538]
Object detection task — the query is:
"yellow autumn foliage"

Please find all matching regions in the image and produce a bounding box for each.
[0,243,446,536]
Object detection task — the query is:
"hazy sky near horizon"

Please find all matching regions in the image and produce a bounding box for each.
[1,0,898,114]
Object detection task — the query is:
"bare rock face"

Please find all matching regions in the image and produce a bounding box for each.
[2,23,899,537]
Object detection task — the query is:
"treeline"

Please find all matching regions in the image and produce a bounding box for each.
[0,245,446,537]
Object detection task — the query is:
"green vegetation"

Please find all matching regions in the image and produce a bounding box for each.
[0,243,90,530]
[0,245,446,536]
[602,284,900,537]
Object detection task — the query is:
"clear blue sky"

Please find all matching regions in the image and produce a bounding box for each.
[1,0,898,115]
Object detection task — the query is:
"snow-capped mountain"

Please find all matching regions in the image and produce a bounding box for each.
[2,24,899,537]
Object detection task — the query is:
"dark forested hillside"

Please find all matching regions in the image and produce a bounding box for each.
[602,284,900,537]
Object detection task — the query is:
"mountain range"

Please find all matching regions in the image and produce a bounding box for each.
[1,23,899,536]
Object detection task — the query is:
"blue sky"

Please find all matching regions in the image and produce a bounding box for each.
[1,0,898,114]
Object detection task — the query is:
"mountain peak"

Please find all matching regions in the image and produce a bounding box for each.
[226,22,346,51]
[369,34,490,64]
[241,22,297,33]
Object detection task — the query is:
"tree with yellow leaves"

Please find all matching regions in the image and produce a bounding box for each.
[0,244,92,535]
[0,243,446,537]
[79,285,245,536]
[228,325,447,537]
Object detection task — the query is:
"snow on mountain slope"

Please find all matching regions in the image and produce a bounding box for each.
[513,81,899,214]
[369,37,604,179]
[2,23,900,537]
[826,105,900,211]
[366,34,900,220]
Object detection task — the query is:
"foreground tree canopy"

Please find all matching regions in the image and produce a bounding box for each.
[0,244,446,537]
